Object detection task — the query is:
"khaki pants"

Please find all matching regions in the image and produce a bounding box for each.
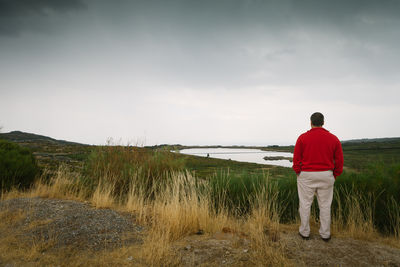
[297,170,335,238]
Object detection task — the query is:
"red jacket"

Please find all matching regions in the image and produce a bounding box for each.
[292,127,343,178]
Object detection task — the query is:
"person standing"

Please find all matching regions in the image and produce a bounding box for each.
[292,112,344,241]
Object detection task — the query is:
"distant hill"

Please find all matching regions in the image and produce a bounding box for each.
[1,130,399,148]
[342,137,400,143]
[340,137,400,154]
[0,131,84,146]
[342,137,400,144]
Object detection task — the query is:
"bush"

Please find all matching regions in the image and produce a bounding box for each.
[0,139,39,190]
[83,145,185,197]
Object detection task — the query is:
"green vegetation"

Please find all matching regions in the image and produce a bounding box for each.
[342,142,400,170]
[83,145,185,197]
[0,140,39,190]
[185,160,400,236]
[0,131,92,172]
[269,162,400,235]
[208,170,270,215]
[177,140,400,236]
[335,162,400,235]
[1,131,399,237]
[264,156,293,161]
[180,153,292,179]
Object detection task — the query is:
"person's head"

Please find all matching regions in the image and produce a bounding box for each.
[310,112,324,127]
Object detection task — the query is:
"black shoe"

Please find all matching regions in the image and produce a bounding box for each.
[321,236,331,242]
[298,232,310,240]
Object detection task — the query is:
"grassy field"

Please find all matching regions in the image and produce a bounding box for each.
[3,133,398,236]
[1,132,399,265]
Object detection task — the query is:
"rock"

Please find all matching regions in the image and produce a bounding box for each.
[222,227,233,233]
[195,229,204,235]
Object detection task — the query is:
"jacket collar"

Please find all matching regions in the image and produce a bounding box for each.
[310,127,328,132]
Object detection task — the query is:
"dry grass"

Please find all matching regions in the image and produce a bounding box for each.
[332,189,377,240]
[1,165,399,266]
[388,196,400,239]
[244,183,293,266]
[0,207,171,266]
[0,168,259,266]
[91,176,116,209]
[330,191,400,249]
[124,178,148,223]
[28,167,88,201]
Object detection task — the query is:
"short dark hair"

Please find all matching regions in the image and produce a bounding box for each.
[310,112,324,126]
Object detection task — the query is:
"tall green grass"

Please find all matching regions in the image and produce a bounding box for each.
[209,170,271,215]
[205,161,400,236]
[334,162,400,236]
[82,145,185,198]
[65,145,400,237]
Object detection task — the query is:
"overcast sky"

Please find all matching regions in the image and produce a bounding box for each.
[1,0,399,146]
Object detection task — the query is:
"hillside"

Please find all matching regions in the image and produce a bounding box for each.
[342,137,400,144]
[2,130,400,151]
[0,131,399,266]
[0,131,91,170]
[0,131,84,146]
[2,130,400,173]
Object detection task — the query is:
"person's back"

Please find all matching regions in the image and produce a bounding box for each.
[293,127,343,177]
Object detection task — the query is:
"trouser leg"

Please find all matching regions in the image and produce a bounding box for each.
[297,174,316,237]
[316,181,334,238]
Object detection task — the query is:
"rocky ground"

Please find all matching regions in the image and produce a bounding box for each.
[0,197,143,251]
[0,197,399,266]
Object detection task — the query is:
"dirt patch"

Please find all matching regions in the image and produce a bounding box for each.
[176,231,400,267]
[176,232,252,266]
[281,232,400,267]
[0,197,143,250]
[1,197,399,266]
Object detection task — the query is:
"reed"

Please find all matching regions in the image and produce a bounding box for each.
[1,145,399,265]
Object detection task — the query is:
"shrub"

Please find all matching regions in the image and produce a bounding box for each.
[0,139,39,190]
[83,145,185,197]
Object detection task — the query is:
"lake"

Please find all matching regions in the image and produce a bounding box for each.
[179,148,293,168]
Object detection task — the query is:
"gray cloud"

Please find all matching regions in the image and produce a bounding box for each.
[0,0,86,36]
[83,0,400,87]
[1,0,399,144]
